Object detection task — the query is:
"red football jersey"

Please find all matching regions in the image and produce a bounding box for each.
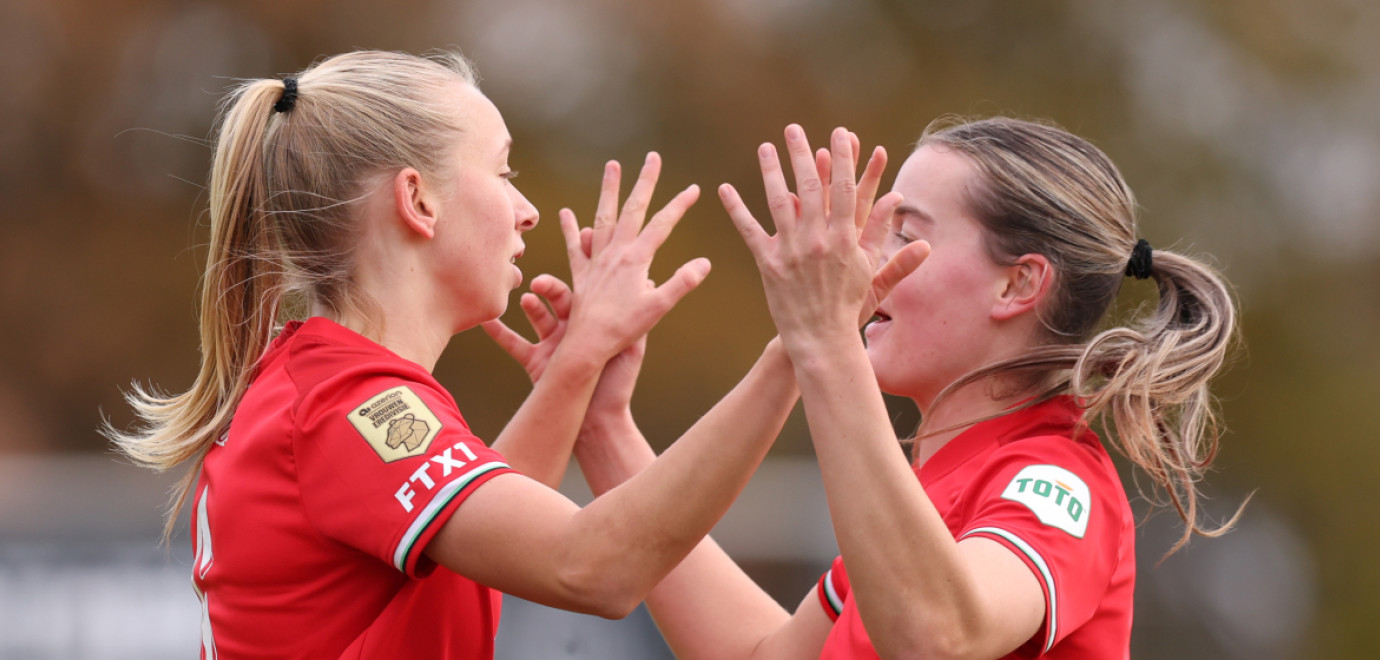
[816,396,1135,658]
[190,317,516,659]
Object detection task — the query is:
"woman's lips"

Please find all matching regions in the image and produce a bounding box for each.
[864,314,890,338]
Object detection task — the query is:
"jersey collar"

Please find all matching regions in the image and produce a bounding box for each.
[916,395,1086,483]
[274,317,410,362]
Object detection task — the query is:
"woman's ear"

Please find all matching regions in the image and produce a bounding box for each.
[992,253,1053,321]
[393,168,438,239]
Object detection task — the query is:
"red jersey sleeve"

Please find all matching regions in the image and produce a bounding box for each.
[293,363,514,578]
[816,555,849,621]
[955,437,1129,655]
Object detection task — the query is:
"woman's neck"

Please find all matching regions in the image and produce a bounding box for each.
[909,382,1028,468]
[319,192,464,372]
[312,297,452,372]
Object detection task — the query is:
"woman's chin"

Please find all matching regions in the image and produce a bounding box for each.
[864,340,890,371]
[868,359,928,402]
[867,350,898,391]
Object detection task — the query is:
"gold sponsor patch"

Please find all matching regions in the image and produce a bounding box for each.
[348,386,443,462]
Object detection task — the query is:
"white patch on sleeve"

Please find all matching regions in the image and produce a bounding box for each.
[1000,465,1092,538]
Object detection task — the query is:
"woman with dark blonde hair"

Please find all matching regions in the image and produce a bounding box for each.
[106,50,890,659]
[548,118,1239,658]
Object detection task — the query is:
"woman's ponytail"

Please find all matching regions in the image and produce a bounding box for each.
[107,80,288,541]
[1074,248,1241,554]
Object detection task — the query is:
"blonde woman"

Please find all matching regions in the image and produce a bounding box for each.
[551,119,1239,659]
[107,51,874,659]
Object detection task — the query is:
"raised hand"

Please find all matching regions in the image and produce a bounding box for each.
[482,154,705,487]
[482,274,575,383]
[485,153,696,415]
[483,274,646,426]
[558,153,710,366]
[719,126,930,354]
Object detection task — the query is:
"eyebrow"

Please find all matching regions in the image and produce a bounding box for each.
[894,204,936,226]
[497,137,512,158]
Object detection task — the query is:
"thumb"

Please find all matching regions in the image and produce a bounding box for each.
[870,241,930,304]
[654,257,712,310]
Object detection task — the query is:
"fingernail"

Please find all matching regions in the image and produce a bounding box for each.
[787,125,803,140]
[758,143,773,159]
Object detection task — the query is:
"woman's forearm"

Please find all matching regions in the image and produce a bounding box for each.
[491,344,604,488]
[645,537,796,659]
[575,338,797,492]
[570,340,800,651]
[575,414,792,658]
[790,335,1029,659]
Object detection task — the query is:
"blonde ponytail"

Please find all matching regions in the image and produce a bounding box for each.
[918,117,1242,554]
[1074,248,1241,554]
[105,51,479,540]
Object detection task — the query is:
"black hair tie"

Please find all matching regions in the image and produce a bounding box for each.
[1125,238,1153,280]
[274,77,298,113]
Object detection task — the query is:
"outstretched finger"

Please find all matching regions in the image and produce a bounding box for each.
[855,146,888,234]
[652,257,713,312]
[871,240,931,305]
[579,227,594,258]
[519,292,560,340]
[828,127,857,230]
[719,183,771,256]
[591,161,621,256]
[530,274,574,320]
[638,184,700,254]
[481,318,534,364]
[860,191,904,257]
[615,152,662,244]
[758,142,796,234]
[784,124,824,226]
[559,208,589,284]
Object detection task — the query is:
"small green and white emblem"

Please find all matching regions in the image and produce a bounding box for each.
[1001,465,1091,538]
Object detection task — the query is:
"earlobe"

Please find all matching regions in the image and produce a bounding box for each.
[992,254,1052,321]
[393,168,438,239]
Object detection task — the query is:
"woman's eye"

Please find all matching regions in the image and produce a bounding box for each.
[501,170,519,180]
[891,230,916,245]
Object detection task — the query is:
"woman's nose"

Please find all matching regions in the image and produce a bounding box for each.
[514,191,538,232]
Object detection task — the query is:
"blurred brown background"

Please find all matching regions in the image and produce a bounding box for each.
[1,0,1376,657]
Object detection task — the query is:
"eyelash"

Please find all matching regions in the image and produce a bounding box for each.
[892,230,916,245]
[501,170,519,180]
